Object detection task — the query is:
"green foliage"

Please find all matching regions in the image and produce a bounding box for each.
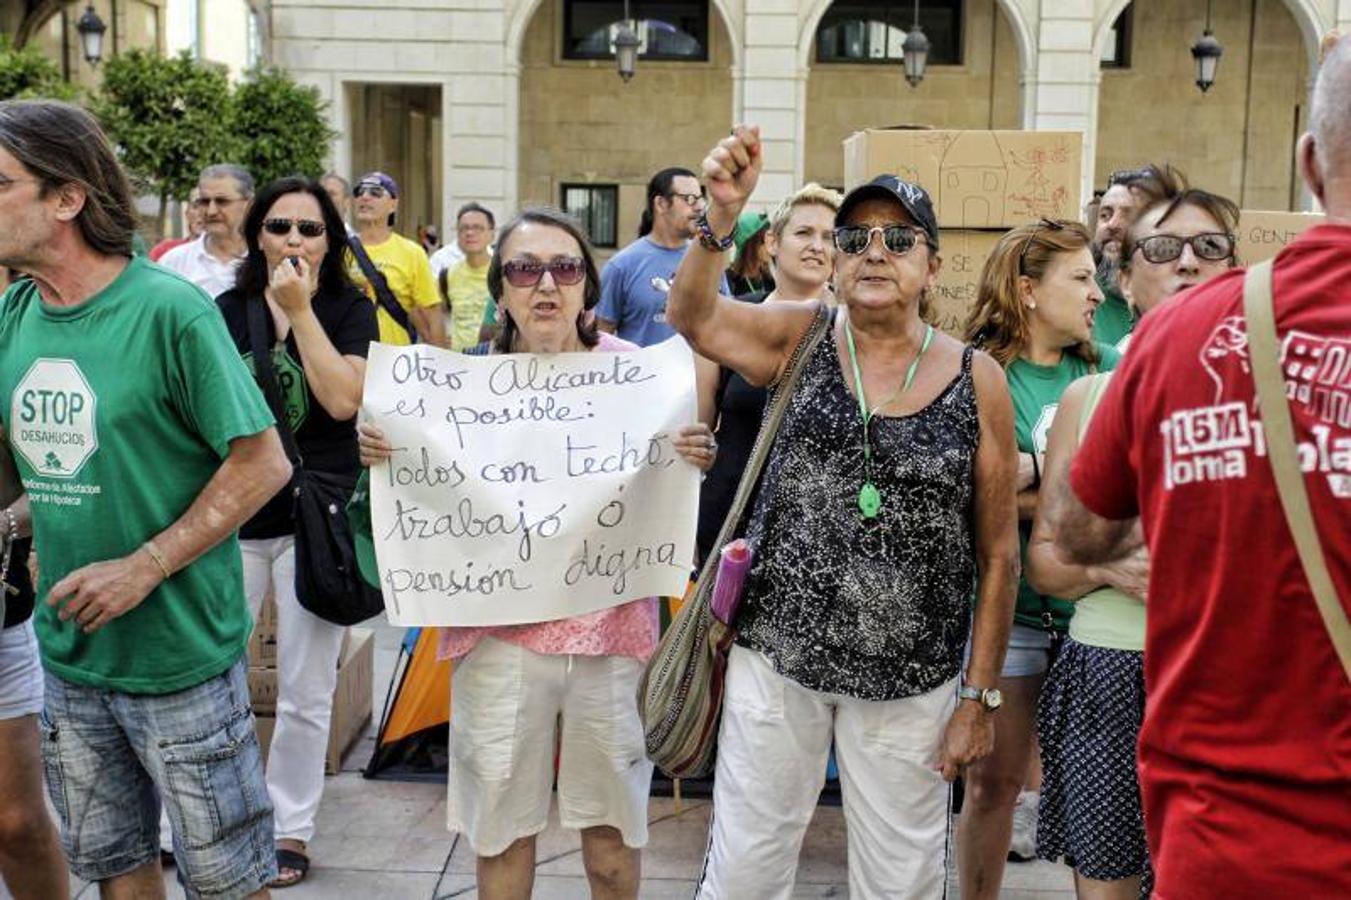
[0,35,77,101]
[90,49,236,207]
[231,67,336,187]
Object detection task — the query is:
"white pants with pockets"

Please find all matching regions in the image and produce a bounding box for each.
[698,645,956,900]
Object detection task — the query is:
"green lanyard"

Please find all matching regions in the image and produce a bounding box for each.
[844,318,934,519]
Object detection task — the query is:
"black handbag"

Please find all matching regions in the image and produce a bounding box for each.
[246,297,385,626]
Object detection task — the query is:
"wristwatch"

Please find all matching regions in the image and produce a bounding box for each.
[958,684,1003,711]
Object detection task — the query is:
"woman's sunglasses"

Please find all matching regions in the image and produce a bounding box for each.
[502,257,587,288]
[262,218,326,238]
[1133,233,1234,264]
[832,224,926,256]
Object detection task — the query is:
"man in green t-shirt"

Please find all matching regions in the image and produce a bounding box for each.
[1091,164,1177,348]
[0,100,292,898]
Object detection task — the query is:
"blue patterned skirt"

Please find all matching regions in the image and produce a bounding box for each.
[1036,636,1153,893]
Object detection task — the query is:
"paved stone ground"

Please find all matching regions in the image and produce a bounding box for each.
[25,623,1075,899]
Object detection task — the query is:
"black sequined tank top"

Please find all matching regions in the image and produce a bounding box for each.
[735,319,980,700]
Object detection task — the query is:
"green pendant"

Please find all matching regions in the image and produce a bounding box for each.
[858,481,882,519]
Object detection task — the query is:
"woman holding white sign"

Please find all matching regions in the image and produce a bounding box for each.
[664,126,1021,898]
[358,206,714,900]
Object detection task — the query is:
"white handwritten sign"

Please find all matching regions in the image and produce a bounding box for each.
[363,337,699,626]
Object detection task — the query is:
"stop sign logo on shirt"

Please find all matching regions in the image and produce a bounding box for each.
[11,358,99,479]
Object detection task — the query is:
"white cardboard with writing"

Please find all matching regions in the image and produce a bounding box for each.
[843,129,1083,229]
[364,338,699,627]
[1236,210,1324,264]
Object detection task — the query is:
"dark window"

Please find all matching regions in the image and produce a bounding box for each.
[562,183,620,249]
[563,0,709,61]
[816,1,963,65]
[1100,3,1133,68]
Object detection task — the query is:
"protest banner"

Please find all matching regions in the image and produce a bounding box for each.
[362,337,699,627]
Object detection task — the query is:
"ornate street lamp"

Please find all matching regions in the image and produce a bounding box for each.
[902,0,929,88]
[76,4,108,66]
[614,0,641,82]
[1190,0,1223,93]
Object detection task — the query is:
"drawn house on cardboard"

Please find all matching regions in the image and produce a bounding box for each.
[936,131,1009,228]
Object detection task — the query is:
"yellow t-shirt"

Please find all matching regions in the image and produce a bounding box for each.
[347,233,440,345]
[443,259,492,351]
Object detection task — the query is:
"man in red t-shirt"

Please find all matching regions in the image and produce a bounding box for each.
[1049,37,1351,900]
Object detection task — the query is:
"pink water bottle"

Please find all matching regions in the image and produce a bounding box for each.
[710,539,752,625]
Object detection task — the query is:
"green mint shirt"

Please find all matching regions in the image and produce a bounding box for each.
[1066,372,1145,651]
[1005,343,1120,631]
[1093,277,1136,349]
[0,258,275,694]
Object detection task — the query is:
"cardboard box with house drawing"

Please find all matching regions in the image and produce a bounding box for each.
[843,129,1084,230]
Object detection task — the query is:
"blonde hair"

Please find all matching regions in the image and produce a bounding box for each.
[964,219,1097,369]
[768,183,843,238]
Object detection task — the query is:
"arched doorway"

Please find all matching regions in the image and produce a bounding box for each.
[514,0,736,258]
[1094,0,1319,209]
[799,0,1028,189]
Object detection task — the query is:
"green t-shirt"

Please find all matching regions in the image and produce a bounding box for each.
[1066,372,1145,651]
[1006,343,1120,631]
[0,257,275,694]
[1093,278,1136,348]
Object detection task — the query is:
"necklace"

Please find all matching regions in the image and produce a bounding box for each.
[844,317,934,519]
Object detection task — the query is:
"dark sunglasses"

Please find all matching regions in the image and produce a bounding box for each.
[353,184,389,198]
[1133,232,1235,264]
[833,224,925,256]
[1108,165,1161,188]
[261,218,326,238]
[502,257,587,288]
[1018,218,1068,274]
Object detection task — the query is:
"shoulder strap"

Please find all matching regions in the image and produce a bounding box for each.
[1243,259,1351,681]
[348,236,418,342]
[245,298,302,466]
[694,304,830,583]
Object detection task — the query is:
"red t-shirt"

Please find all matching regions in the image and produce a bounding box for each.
[148,236,189,262]
[1070,224,1351,899]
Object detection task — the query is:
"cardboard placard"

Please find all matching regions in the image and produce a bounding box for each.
[246,596,277,667]
[247,667,277,715]
[927,229,1005,337]
[843,129,1083,229]
[252,628,374,775]
[1235,210,1324,264]
[362,338,700,627]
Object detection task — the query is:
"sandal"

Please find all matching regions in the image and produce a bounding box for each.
[268,847,310,888]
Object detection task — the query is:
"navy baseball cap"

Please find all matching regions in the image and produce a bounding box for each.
[836,175,940,251]
[355,171,399,198]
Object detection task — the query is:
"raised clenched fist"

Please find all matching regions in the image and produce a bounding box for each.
[701,124,763,236]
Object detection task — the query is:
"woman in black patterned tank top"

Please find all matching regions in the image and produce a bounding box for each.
[665,128,1021,899]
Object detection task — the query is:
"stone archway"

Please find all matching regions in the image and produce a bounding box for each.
[1093,0,1323,209]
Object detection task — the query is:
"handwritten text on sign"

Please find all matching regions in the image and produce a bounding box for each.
[363,337,699,626]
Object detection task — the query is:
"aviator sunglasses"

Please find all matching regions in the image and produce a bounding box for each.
[833,224,927,256]
[262,218,327,238]
[1133,232,1234,264]
[501,257,587,288]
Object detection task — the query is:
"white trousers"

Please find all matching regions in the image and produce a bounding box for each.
[698,645,956,900]
[447,637,653,857]
[242,535,347,844]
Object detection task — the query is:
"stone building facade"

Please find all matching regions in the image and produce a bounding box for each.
[268,0,1351,247]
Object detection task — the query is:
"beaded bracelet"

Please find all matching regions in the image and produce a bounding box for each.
[694,213,736,253]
